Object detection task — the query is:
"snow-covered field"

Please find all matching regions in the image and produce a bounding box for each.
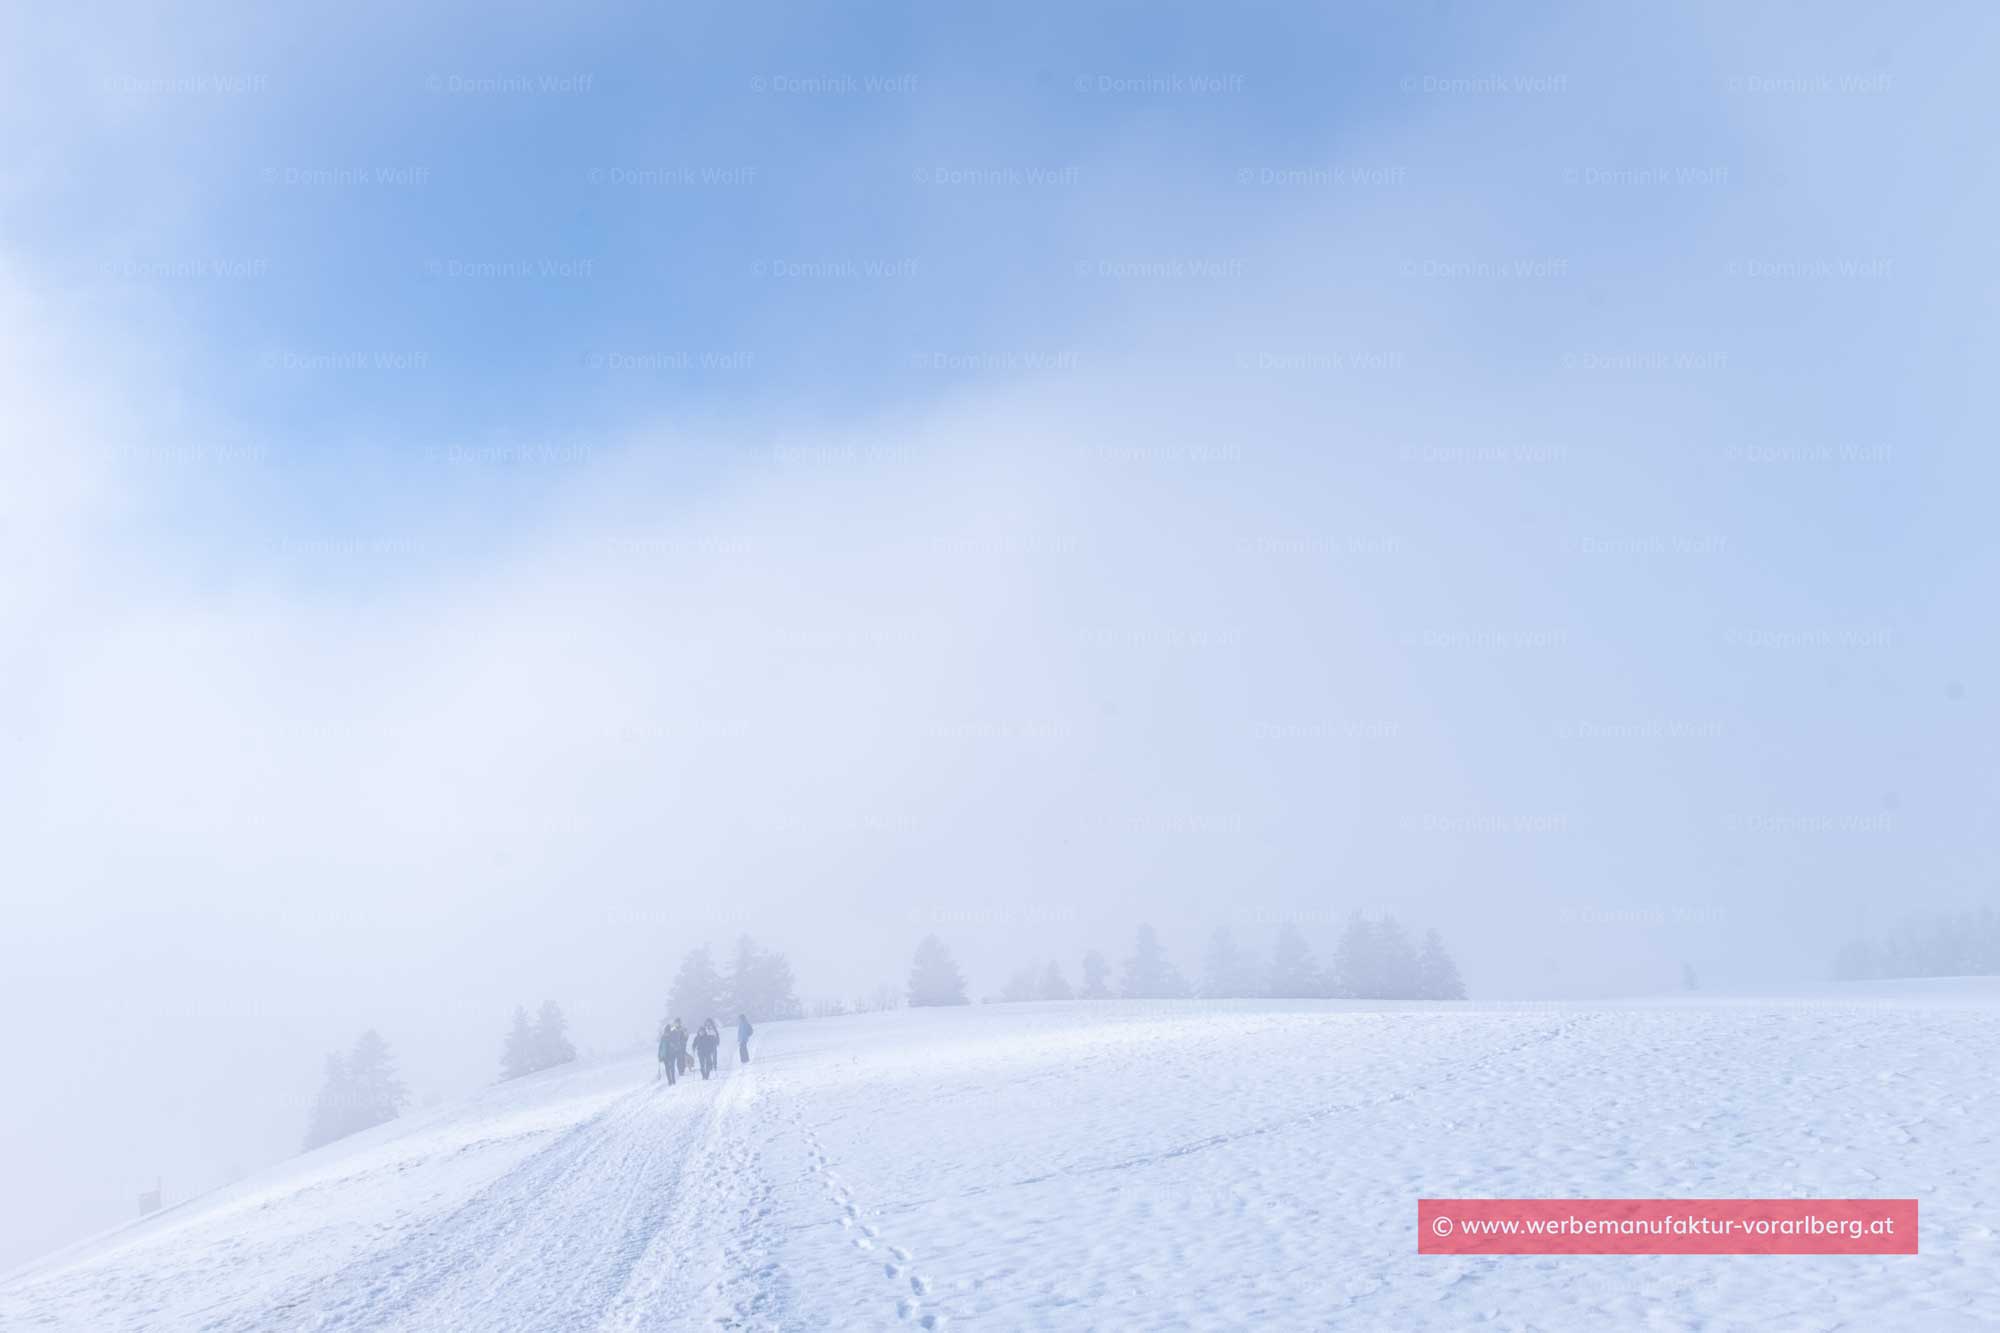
[4,990,1998,1331]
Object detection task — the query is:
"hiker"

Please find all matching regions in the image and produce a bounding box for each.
[694,1020,721,1079]
[737,1013,754,1065]
[664,1019,690,1084]
[657,1021,675,1085]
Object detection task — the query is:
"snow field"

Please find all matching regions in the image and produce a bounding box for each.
[3,991,1996,1331]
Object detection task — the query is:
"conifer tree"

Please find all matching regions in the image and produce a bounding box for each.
[1120,924,1190,999]
[531,1000,576,1070]
[1202,926,1253,999]
[1268,922,1323,998]
[727,936,803,1022]
[1415,929,1467,1000]
[670,946,729,1027]
[1330,911,1378,998]
[305,1030,404,1150]
[907,935,969,1006]
[302,1052,353,1150]
[1079,949,1111,999]
[500,1005,535,1081]
[344,1029,407,1134]
[1038,959,1074,1001]
[1375,916,1420,999]
[762,944,803,1021]
[729,936,764,1020]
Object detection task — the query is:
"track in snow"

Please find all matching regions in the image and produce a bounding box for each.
[273,1073,755,1333]
[12,996,1998,1333]
[789,1097,946,1330]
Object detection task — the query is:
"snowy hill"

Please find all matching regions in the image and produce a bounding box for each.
[4,993,1998,1330]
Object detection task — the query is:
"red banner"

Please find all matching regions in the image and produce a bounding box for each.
[1419,1198,1918,1255]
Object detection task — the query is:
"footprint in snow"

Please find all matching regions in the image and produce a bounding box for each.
[889,1246,911,1262]
[909,1276,929,1296]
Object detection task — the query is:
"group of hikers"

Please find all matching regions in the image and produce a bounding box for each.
[656,1014,754,1085]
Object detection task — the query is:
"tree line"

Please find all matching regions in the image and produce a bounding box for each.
[666,935,802,1025]
[300,920,1462,1151]
[302,1030,407,1151]
[298,936,806,1154]
[303,999,583,1151]
[500,1000,577,1081]
[911,914,1467,1006]
[1833,907,2000,981]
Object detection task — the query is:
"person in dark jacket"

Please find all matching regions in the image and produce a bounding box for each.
[694,1020,721,1079]
[736,1013,754,1065]
[664,1019,689,1084]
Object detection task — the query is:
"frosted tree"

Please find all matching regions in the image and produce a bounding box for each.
[1375,917,1419,999]
[1330,912,1377,998]
[1415,929,1467,1000]
[1120,924,1190,999]
[670,946,729,1026]
[764,951,804,1020]
[1267,922,1323,998]
[1079,949,1111,998]
[531,1001,576,1070]
[499,1006,535,1081]
[728,936,803,1022]
[342,1030,406,1137]
[302,1052,353,1150]
[907,935,969,1006]
[728,937,766,1020]
[1038,959,1074,1001]
[1202,926,1253,999]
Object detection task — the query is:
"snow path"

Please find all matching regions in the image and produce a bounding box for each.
[6,992,2000,1331]
[0,1058,792,1332]
[596,1064,793,1330]
[281,1076,714,1332]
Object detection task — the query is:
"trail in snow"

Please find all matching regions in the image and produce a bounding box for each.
[787,1095,945,1329]
[6,991,1999,1332]
[0,1057,791,1332]
[595,1065,792,1331]
[276,1076,714,1332]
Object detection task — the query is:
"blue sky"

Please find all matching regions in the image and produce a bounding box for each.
[11,0,1977,571]
[15,4,1742,521]
[3,0,1996,1267]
